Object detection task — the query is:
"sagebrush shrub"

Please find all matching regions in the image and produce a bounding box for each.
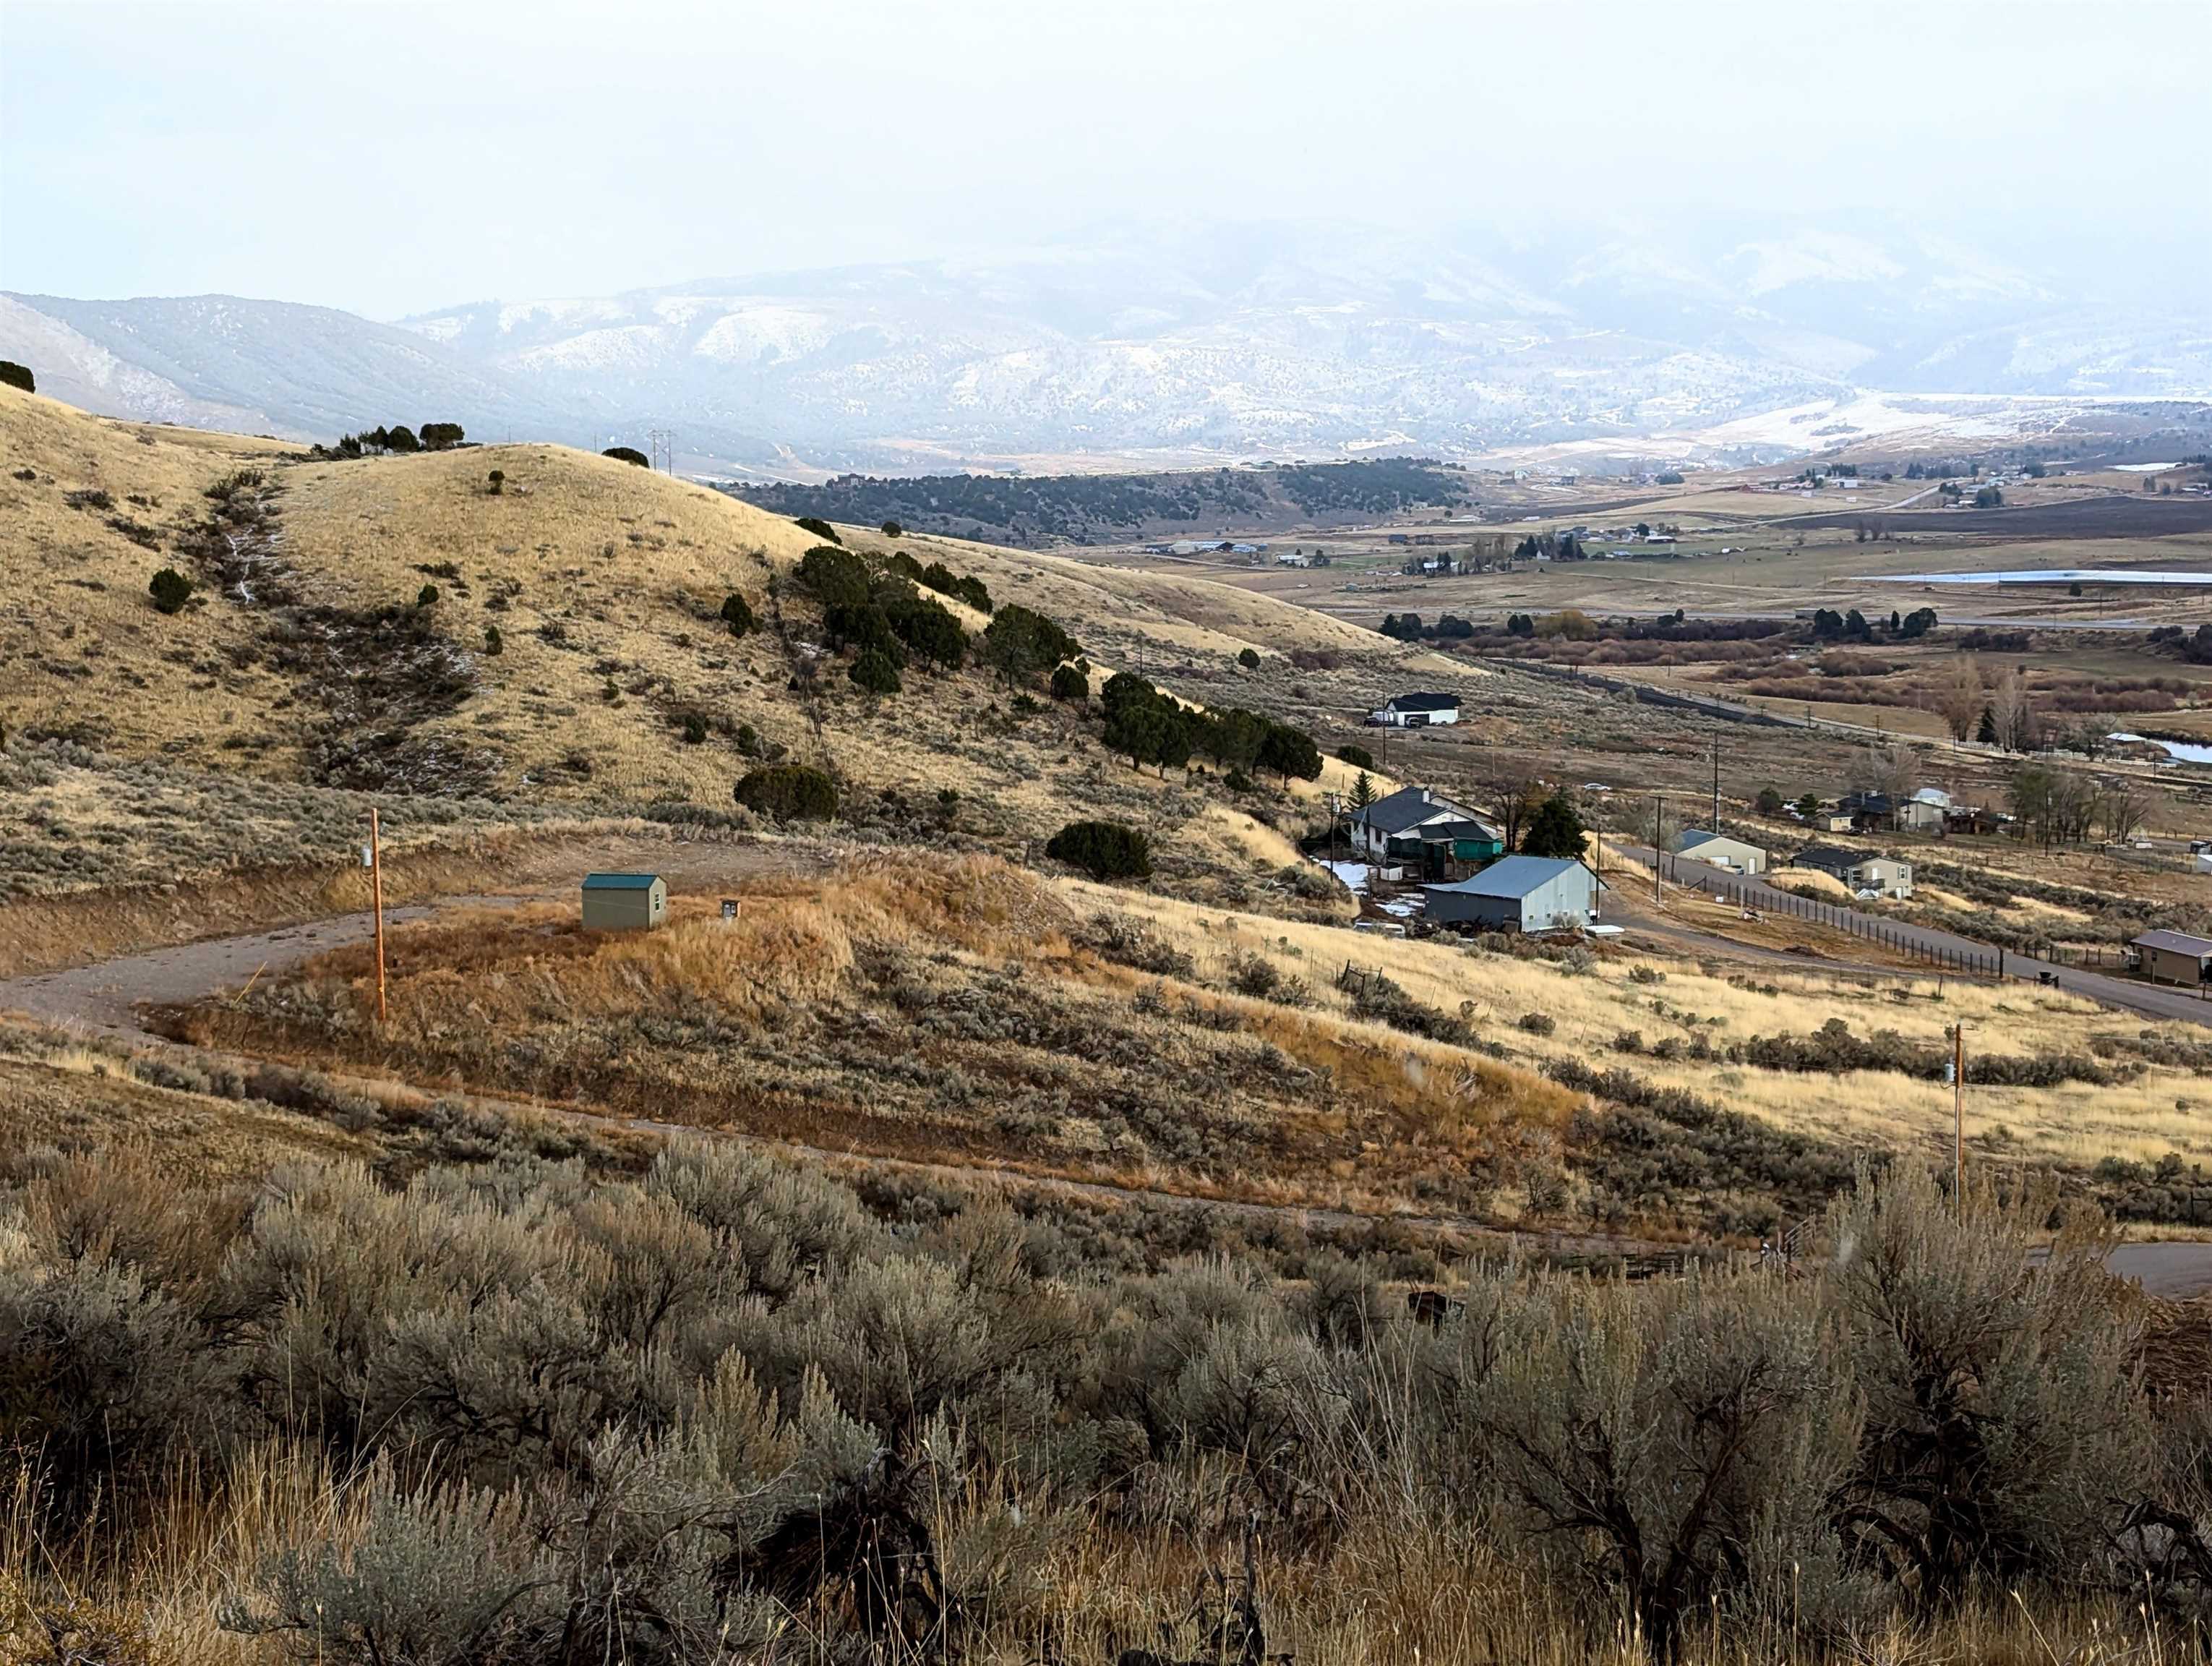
[148,567,194,614]
[1046,819,1151,881]
[734,764,838,821]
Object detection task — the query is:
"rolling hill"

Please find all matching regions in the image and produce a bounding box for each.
[0,386,1429,905]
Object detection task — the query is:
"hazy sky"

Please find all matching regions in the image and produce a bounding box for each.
[4,0,2207,317]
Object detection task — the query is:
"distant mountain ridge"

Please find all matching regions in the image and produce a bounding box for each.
[7,221,2208,474]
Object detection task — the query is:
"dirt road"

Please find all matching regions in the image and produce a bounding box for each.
[14,835,2212,1286]
[0,834,812,1038]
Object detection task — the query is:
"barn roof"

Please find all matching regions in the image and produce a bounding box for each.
[2133,929,2212,959]
[1421,855,1585,900]
[581,872,663,890]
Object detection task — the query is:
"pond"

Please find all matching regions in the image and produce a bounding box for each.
[2110,732,2212,766]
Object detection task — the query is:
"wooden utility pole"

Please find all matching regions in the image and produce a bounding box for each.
[1652,795,1663,905]
[1710,733,1720,832]
[368,807,387,1025]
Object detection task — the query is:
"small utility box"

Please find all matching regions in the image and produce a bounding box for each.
[719,898,740,920]
[581,872,667,931]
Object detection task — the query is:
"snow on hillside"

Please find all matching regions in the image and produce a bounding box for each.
[5,221,2207,473]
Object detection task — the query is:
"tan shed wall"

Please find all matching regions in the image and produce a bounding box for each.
[582,880,666,931]
[2141,945,2210,986]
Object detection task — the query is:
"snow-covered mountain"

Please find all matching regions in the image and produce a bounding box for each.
[7,222,2207,474]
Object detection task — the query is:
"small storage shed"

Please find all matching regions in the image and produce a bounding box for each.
[2133,929,2212,986]
[581,872,668,931]
[1422,855,1597,933]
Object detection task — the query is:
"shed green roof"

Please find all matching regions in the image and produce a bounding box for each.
[581,872,663,891]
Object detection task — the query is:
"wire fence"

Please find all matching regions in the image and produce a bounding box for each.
[1703,873,2006,978]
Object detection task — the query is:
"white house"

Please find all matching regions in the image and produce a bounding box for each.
[1368,692,1462,727]
[1348,785,1490,860]
[1897,787,1951,834]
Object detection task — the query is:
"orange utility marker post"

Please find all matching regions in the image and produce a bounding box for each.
[368,807,387,1025]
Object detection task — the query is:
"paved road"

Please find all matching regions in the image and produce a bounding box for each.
[2106,1243,2212,1299]
[1617,843,2212,1030]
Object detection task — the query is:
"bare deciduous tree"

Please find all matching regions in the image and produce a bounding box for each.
[1858,740,1921,816]
[1932,654,1984,742]
[2095,778,2149,845]
[1989,667,2036,752]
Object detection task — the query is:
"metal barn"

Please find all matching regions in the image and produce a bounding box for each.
[1420,855,1596,933]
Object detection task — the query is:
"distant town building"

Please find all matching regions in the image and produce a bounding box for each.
[1369,692,1462,728]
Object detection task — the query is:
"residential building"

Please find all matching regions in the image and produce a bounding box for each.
[1347,785,1488,861]
[1384,816,1506,877]
[1675,829,1767,874]
[1421,855,1598,933]
[1791,845,1913,899]
[1368,692,1462,727]
[2132,929,2212,986]
[1897,787,1951,834]
[1836,791,1894,832]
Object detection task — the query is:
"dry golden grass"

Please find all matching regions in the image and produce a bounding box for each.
[1,391,1413,912]
[0,1043,369,1181]
[1089,881,2212,1168]
[1766,866,1851,900]
[170,855,1571,1218]
[849,521,1385,658]
[0,387,304,763]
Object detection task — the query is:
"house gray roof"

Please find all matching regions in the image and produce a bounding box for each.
[2133,929,2212,959]
[582,872,663,891]
[1387,816,1503,845]
[1421,855,1587,900]
[1791,845,1862,873]
[1386,692,1461,713]
[1679,829,1757,852]
[1353,785,1475,837]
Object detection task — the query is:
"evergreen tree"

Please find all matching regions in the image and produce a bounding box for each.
[1520,790,1588,860]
